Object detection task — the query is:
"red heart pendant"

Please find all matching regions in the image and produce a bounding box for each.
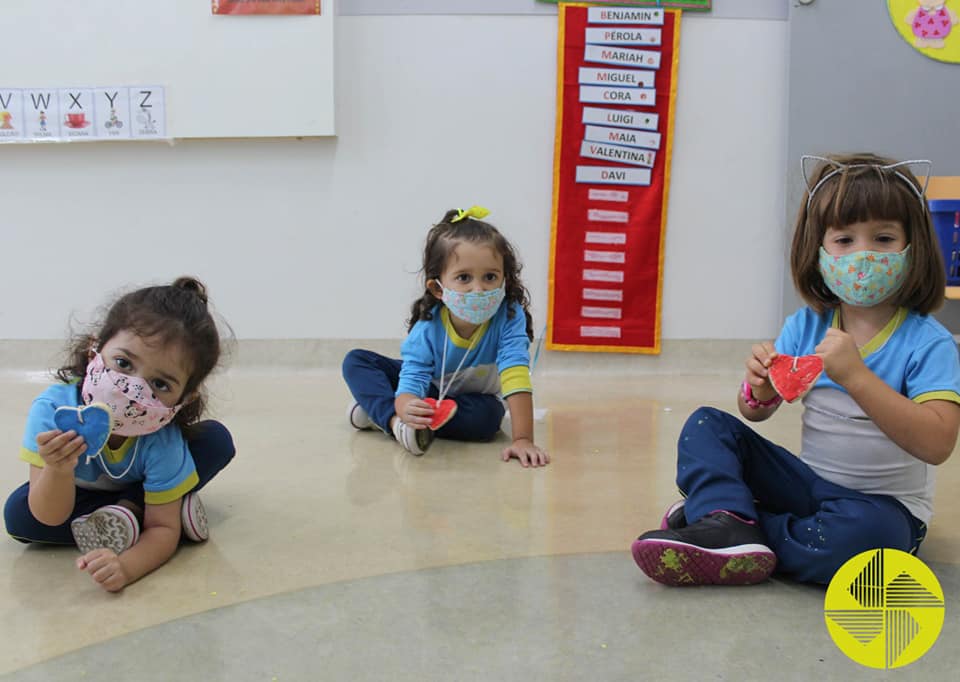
[767,354,823,403]
[424,398,458,431]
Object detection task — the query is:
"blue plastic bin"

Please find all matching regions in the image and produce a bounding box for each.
[930,199,960,286]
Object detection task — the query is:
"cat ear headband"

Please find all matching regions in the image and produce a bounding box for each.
[800,155,932,210]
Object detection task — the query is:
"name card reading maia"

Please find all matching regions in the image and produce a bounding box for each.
[584,125,661,151]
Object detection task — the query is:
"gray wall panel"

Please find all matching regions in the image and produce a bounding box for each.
[339,0,787,20]
[783,0,960,325]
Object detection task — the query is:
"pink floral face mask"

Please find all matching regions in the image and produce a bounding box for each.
[81,352,182,436]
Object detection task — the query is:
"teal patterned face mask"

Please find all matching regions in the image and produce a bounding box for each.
[818,245,910,307]
[441,285,505,324]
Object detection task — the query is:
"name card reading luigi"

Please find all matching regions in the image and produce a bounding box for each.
[0,86,166,143]
[583,107,659,132]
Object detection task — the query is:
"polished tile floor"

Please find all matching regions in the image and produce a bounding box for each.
[1,368,958,680]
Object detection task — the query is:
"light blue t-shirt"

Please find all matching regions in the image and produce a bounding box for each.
[397,302,532,399]
[775,306,960,522]
[775,306,960,402]
[19,383,199,505]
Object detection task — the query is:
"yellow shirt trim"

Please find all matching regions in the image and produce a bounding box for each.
[19,447,44,468]
[144,471,199,505]
[831,307,907,358]
[102,437,135,464]
[914,390,960,406]
[441,307,490,349]
[500,365,533,397]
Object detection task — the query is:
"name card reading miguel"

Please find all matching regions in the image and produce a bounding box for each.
[0,86,166,143]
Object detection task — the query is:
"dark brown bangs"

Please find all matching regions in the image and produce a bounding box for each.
[810,167,920,237]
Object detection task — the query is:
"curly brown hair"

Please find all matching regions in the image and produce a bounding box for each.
[408,209,534,341]
[57,277,221,430]
[791,153,945,314]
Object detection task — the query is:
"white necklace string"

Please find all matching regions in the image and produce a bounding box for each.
[87,438,141,480]
[438,323,481,403]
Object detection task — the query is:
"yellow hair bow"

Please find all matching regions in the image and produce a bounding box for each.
[450,206,491,223]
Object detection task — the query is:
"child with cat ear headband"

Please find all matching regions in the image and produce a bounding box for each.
[631,153,959,587]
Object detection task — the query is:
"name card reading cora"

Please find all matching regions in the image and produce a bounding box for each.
[580,86,656,106]
[584,125,661,150]
[581,141,656,168]
[582,106,659,132]
[584,44,661,69]
[579,67,655,88]
[576,166,652,186]
[587,7,665,25]
[585,27,661,47]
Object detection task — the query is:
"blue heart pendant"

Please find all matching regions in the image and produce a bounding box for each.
[53,403,112,455]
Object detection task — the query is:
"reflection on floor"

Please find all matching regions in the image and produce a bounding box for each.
[1,369,958,679]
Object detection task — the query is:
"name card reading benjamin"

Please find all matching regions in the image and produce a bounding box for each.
[587,7,665,25]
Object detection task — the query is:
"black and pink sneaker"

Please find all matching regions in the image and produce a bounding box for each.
[631,510,776,586]
[659,499,687,530]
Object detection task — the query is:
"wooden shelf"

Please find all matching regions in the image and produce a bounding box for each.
[947,287,960,300]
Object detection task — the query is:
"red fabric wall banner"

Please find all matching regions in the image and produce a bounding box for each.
[547,3,680,354]
[213,0,321,15]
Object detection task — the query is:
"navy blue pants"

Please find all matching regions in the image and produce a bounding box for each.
[342,349,505,441]
[675,406,926,584]
[4,420,235,545]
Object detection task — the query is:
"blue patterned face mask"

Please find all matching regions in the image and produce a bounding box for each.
[818,246,910,307]
[440,285,505,325]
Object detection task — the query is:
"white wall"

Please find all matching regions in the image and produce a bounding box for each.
[0,14,788,341]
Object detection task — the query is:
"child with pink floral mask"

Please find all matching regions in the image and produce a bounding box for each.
[343,207,549,467]
[3,277,235,593]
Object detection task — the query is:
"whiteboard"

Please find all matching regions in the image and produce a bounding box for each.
[2,0,335,139]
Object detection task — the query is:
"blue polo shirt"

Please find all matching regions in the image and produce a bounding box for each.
[19,383,198,505]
